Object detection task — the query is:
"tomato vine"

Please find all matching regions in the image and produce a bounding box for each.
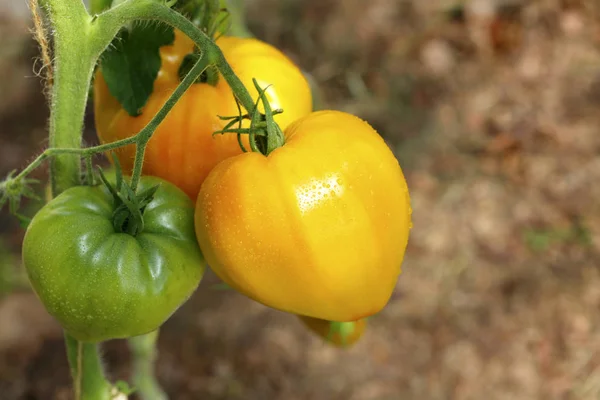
[4,0,279,399]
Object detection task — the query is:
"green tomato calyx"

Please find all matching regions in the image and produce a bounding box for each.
[213,78,285,156]
[97,158,157,236]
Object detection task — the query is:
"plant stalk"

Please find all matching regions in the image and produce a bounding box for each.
[64,333,111,400]
[42,0,117,398]
[26,2,261,398]
[128,331,167,400]
[44,0,92,195]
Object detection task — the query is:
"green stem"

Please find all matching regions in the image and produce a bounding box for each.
[128,331,167,400]
[44,0,92,195]
[43,0,114,397]
[129,51,210,191]
[14,0,264,191]
[95,0,256,113]
[85,155,95,185]
[12,52,211,187]
[24,2,265,400]
[65,333,111,400]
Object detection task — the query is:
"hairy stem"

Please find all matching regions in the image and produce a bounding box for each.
[12,51,210,187]
[128,331,166,400]
[65,333,111,400]
[29,0,54,93]
[12,0,263,190]
[44,0,92,195]
[20,2,261,396]
[42,0,116,398]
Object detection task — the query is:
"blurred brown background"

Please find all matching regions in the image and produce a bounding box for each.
[2,0,600,399]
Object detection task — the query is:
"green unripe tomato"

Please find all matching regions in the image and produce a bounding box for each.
[23,176,205,342]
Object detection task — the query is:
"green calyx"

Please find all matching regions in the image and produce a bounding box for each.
[214,78,286,156]
[97,155,158,236]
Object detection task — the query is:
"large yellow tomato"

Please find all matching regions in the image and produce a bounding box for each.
[94,30,312,200]
[195,110,412,322]
[298,316,367,348]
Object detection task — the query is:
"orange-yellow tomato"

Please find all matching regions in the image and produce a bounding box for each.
[195,110,412,322]
[298,316,367,347]
[94,30,312,200]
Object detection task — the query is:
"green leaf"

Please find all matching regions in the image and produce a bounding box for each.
[100,22,175,116]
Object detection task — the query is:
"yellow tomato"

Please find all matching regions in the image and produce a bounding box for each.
[94,30,312,200]
[298,316,367,347]
[195,110,412,322]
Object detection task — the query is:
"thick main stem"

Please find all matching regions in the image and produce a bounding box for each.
[45,0,93,195]
[13,47,210,187]
[43,0,113,398]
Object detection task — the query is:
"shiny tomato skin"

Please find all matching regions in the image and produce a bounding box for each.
[22,176,205,342]
[195,110,412,322]
[94,30,312,200]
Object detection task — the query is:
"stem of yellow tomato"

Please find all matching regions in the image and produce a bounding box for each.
[129,50,211,191]
[9,0,278,192]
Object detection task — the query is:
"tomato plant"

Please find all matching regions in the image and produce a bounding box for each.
[94,29,313,200]
[298,316,367,348]
[23,175,205,342]
[195,110,412,322]
[2,0,412,397]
